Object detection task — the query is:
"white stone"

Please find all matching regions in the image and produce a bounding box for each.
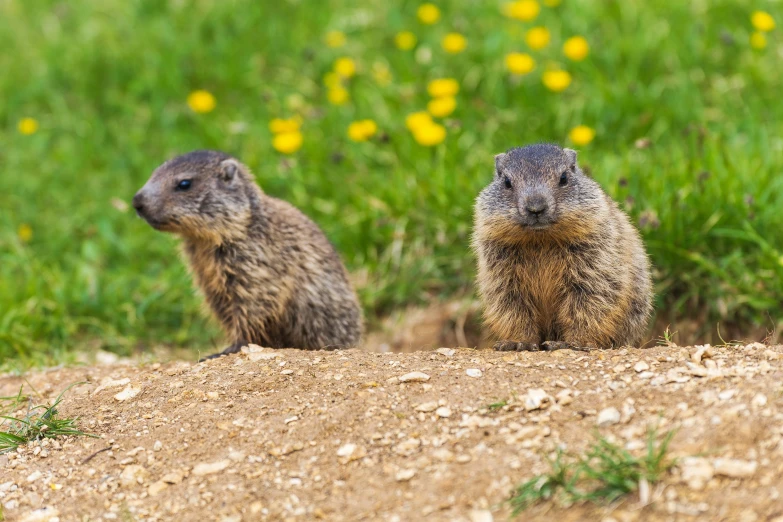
[633,361,649,372]
[466,368,482,378]
[114,385,142,402]
[596,407,621,426]
[415,402,438,412]
[680,457,714,490]
[469,510,494,522]
[395,468,417,481]
[713,458,757,478]
[192,460,231,476]
[524,389,552,411]
[398,372,430,383]
[435,406,452,418]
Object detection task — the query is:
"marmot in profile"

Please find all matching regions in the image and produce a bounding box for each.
[132,150,362,359]
[472,143,652,350]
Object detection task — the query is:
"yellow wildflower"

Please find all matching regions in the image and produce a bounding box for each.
[427,96,457,118]
[750,31,767,49]
[17,224,33,243]
[323,71,342,89]
[334,57,356,78]
[272,131,303,154]
[417,3,441,25]
[372,62,392,85]
[542,70,572,92]
[751,11,775,32]
[325,30,347,48]
[187,90,216,113]
[568,125,595,146]
[442,32,467,54]
[412,122,447,146]
[405,111,434,132]
[395,31,417,50]
[525,27,550,50]
[503,0,540,22]
[505,52,536,75]
[563,36,589,61]
[269,118,301,135]
[427,78,459,97]
[347,119,378,142]
[17,117,39,135]
[327,87,350,105]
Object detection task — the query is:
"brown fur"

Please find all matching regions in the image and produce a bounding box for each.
[133,150,362,358]
[472,143,653,350]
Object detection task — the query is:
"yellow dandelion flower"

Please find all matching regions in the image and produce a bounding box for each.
[17,117,39,135]
[751,11,775,32]
[750,31,767,49]
[405,111,434,132]
[505,52,536,75]
[325,30,347,48]
[568,125,595,146]
[328,87,350,105]
[334,57,357,78]
[503,0,540,22]
[323,71,342,89]
[563,36,589,61]
[272,131,303,154]
[427,96,457,118]
[269,118,301,135]
[525,27,550,50]
[442,32,467,54]
[543,0,561,6]
[427,78,460,97]
[542,70,572,92]
[395,31,417,50]
[17,223,33,243]
[347,119,378,142]
[417,3,441,25]
[372,62,392,85]
[412,122,447,146]
[187,90,216,114]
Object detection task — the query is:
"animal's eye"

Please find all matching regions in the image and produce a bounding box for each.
[504,176,512,189]
[176,179,192,191]
[559,171,568,186]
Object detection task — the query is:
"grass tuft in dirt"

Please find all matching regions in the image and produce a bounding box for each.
[0,383,96,454]
[510,428,676,514]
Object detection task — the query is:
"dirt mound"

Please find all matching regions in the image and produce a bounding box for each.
[2,344,783,521]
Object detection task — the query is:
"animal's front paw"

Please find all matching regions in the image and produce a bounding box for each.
[493,340,540,352]
[199,341,245,362]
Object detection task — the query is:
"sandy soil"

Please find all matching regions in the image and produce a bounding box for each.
[2,342,783,522]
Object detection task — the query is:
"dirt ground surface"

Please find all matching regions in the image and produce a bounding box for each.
[3,342,783,522]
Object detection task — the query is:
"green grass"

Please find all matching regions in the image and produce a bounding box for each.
[1,0,781,366]
[510,429,676,513]
[0,383,96,453]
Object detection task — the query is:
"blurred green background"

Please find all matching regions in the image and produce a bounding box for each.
[1,0,781,368]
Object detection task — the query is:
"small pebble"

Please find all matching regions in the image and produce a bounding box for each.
[596,407,621,426]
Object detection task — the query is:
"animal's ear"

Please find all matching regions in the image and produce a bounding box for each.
[564,148,578,167]
[494,153,506,178]
[219,159,240,183]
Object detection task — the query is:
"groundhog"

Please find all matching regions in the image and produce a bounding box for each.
[472,143,652,351]
[132,150,362,359]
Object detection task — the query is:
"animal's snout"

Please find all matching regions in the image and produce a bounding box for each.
[132,191,146,216]
[524,195,549,216]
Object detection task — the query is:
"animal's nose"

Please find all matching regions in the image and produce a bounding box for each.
[132,192,145,214]
[525,197,548,216]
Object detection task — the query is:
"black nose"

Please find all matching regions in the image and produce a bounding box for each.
[132,192,145,214]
